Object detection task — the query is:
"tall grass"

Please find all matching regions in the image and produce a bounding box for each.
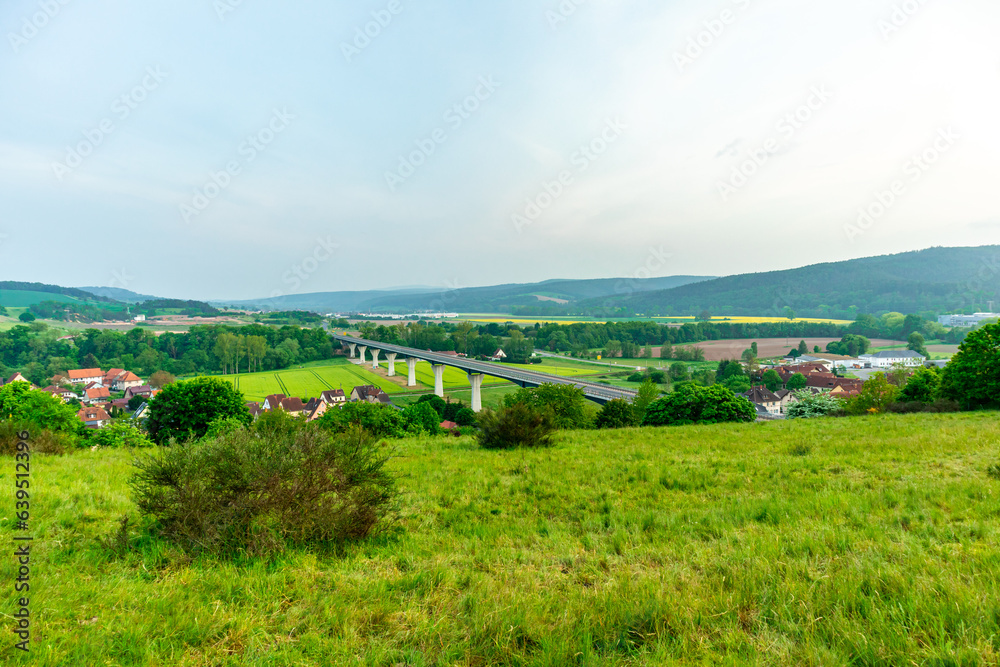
[2,412,1000,664]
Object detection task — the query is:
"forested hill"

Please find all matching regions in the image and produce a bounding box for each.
[0,281,117,303]
[222,276,714,314]
[576,246,1000,319]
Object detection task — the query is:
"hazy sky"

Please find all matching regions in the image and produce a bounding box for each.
[2,0,999,300]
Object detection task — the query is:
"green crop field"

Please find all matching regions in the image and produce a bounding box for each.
[4,412,1000,664]
[0,289,81,308]
[216,360,403,402]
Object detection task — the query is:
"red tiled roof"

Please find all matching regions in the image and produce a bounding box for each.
[68,368,103,380]
[77,407,110,422]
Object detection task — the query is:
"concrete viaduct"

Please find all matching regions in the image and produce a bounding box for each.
[330,333,638,412]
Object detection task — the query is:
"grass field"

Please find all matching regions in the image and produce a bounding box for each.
[4,412,1000,664]
[0,289,81,307]
[455,314,854,326]
[217,359,403,402]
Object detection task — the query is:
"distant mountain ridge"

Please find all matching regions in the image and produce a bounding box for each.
[578,246,1000,319]
[216,276,715,313]
[78,286,163,303]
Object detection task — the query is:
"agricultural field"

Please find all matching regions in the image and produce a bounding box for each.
[689,337,908,361]
[0,289,81,307]
[217,359,403,402]
[454,314,854,326]
[5,412,1000,664]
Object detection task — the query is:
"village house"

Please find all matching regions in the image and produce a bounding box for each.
[262,394,286,411]
[1,372,35,388]
[246,402,264,419]
[124,385,155,401]
[110,371,144,392]
[77,406,111,429]
[41,385,77,402]
[742,385,783,416]
[351,385,392,404]
[859,349,927,368]
[489,348,507,362]
[319,389,347,405]
[84,387,111,404]
[68,368,104,385]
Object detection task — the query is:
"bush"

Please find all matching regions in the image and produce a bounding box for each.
[316,401,406,439]
[475,403,556,450]
[502,384,591,430]
[627,372,644,383]
[939,322,1000,410]
[786,392,845,419]
[130,425,397,557]
[416,394,446,418]
[0,420,70,456]
[91,421,153,449]
[454,407,477,427]
[146,377,251,445]
[642,384,756,427]
[595,399,639,429]
[402,401,441,435]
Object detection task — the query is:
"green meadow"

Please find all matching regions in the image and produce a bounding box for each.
[3,412,1000,665]
[218,359,403,402]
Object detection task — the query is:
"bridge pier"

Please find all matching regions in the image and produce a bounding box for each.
[358,346,367,363]
[371,348,381,370]
[406,358,418,387]
[432,364,445,397]
[467,373,484,412]
[386,353,397,377]
[348,343,357,359]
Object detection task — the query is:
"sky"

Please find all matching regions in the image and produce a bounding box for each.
[1,0,999,301]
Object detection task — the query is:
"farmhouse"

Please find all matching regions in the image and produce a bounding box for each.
[68,368,104,385]
[320,389,347,405]
[1,372,34,388]
[351,385,391,404]
[77,406,111,429]
[41,385,77,402]
[742,385,782,415]
[109,370,143,392]
[489,348,507,362]
[859,349,926,368]
[84,387,111,403]
[124,385,155,400]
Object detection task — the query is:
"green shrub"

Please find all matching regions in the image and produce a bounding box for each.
[595,399,639,429]
[642,384,755,427]
[403,401,441,435]
[475,404,556,450]
[454,408,477,427]
[786,392,845,419]
[317,401,406,439]
[627,372,644,383]
[502,384,591,429]
[91,421,153,449]
[0,420,70,456]
[146,377,251,444]
[416,394,447,418]
[130,425,398,557]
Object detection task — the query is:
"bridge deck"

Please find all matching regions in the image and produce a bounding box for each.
[330,334,637,404]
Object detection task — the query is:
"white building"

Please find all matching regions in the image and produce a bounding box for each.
[938,313,999,327]
[859,350,927,368]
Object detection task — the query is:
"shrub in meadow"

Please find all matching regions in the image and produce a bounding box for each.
[475,403,556,450]
[130,424,397,557]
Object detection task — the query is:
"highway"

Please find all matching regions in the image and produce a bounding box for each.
[329,333,638,405]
